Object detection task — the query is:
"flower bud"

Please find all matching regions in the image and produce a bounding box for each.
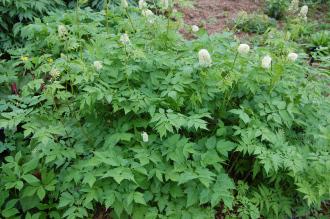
[198,49,212,67]
[237,44,250,55]
[50,68,60,80]
[20,56,29,62]
[141,132,149,142]
[191,25,199,33]
[261,55,272,69]
[288,52,298,62]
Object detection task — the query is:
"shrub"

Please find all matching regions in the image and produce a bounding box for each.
[264,0,289,20]
[309,30,330,50]
[234,12,277,34]
[0,4,330,219]
[0,0,66,51]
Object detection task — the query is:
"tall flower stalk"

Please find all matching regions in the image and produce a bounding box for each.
[104,0,109,33]
[126,9,136,32]
[122,0,136,32]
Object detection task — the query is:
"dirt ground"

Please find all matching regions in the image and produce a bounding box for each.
[181,0,263,34]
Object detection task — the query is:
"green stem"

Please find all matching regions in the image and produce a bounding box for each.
[166,15,170,37]
[75,0,80,25]
[105,0,109,33]
[228,153,240,174]
[231,52,238,70]
[269,62,274,94]
[75,1,83,59]
[165,12,171,48]
[124,45,131,90]
[126,9,136,32]
[224,83,236,110]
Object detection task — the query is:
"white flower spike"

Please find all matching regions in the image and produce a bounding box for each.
[138,0,147,9]
[93,61,103,71]
[142,9,154,17]
[121,0,128,8]
[238,44,250,55]
[161,0,169,9]
[141,132,149,142]
[288,0,299,13]
[300,5,308,17]
[261,55,272,69]
[191,25,199,33]
[288,52,298,62]
[198,49,212,67]
[120,33,130,45]
[58,25,68,39]
[50,68,60,80]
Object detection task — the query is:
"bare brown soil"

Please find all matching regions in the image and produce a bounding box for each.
[181,0,263,34]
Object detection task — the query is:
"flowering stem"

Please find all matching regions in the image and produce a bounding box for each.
[224,83,236,110]
[166,14,170,38]
[125,9,136,32]
[104,0,109,33]
[75,1,79,25]
[124,45,131,90]
[270,62,273,76]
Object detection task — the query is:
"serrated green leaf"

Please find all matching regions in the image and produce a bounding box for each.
[22,174,40,185]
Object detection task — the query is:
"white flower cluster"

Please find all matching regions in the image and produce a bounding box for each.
[288,52,298,62]
[93,61,103,71]
[50,68,60,80]
[138,0,147,9]
[139,0,155,23]
[142,9,154,17]
[237,44,250,55]
[197,44,297,69]
[120,33,130,45]
[198,49,212,67]
[141,8,155,24]
[299,5,308,21]
[58,25,68,39]
[191,25,199,33]
[261,55,272,69]
[288,0,299,14]
[141,132,149,142]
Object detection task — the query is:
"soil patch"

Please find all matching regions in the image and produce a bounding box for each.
[180,0,263,34]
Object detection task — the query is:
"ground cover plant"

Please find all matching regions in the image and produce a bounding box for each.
[0,0,329,218]
[0,0,66,51]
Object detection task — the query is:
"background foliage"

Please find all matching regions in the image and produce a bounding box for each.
[0,0,65,51]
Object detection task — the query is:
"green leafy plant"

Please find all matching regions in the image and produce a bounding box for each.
[309,31,330,51]
[0,2,329,219]
[234,12,277,34]
[264,0,289,20]
[0,0,65,51]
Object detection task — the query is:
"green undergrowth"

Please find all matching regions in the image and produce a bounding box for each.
[0,3,329,219]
